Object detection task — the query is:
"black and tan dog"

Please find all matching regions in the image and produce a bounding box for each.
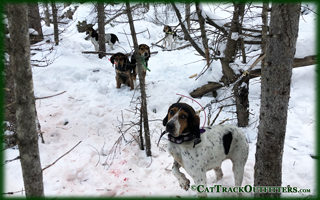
[130,44,151,82]
[110,52,135,90]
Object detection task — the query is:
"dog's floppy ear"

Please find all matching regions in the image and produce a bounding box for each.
[110,55,115,64]
[163,104,173,126]
[163,114,168,126]
[189,114,201,148]
[147,46,151,59]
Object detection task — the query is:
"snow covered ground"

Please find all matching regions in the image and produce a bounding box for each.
[4,3,316,197]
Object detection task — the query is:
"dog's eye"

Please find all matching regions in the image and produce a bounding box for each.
[180,114,187,119]
[169,110,175,116]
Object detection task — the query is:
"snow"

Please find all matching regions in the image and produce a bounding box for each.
[29,28,39,35]
[4,3,316,198]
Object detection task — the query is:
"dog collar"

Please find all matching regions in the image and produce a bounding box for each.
[157,129,206,147]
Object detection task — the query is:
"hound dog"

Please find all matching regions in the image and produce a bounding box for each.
[161,103,249,197]
[86,27,120,51]
[110,52,135,90]
[130,44,151,82]
[163,25,177,50]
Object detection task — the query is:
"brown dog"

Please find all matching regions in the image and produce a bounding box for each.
[110,52,135,90]
[130,44,151,82]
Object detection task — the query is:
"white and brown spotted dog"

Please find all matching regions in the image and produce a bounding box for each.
[110,52,135,90]
[161,103,249,197]
[86,27,120,51]
[130,44,151,82]
[163,25,177,50]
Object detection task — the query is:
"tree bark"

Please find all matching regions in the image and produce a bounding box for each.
[97,3,106,59]
[126,2,152,157]
[51,2,59,45]
[7,4,44,197]
[28,3,43,44]
[254,3,300,197]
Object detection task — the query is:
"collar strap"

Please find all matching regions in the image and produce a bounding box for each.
[168,128,205,144]
[157,128,206,147]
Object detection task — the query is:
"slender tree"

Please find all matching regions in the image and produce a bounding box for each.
[195,3,210,68]
[254,3,300,197]
[220,3,245,84]
[7,3,44,197]
[126,2,151,157]
[171,3,205,57]
[28,3,43,44]
[261,1,269,71]
[43,3,51,27]
[184,3,190,41]
[97,3,106,59]
[51,2,59,45]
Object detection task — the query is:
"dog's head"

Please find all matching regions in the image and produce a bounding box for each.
[163,25,172,33]
[163,103,200,139]
[138,44,150,59]
[110,53,129,68]
[86,27,94,36]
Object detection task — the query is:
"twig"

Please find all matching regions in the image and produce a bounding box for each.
[210,106,223,126]
[123,28,133,53]
[42,141,82,171]
[1,156,20,167]
[146,156,152,168]
[2,189,25,195]
[35,91,66,100]
[165,163,172,171]
[87,144,101,167]
[219,118,229,125]
[82,51,115,56]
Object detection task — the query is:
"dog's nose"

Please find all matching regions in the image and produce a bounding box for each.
[166,122,175,133]
[144,52,148,57]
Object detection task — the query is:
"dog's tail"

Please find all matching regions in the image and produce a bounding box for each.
[116,36,121,44]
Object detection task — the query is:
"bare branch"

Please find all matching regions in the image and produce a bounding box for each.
[42,141,82,171]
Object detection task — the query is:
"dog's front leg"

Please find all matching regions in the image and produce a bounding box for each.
[189,171,208,198]
[172,160,190,191]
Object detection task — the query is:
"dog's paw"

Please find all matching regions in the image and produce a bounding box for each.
[178,178,190,191]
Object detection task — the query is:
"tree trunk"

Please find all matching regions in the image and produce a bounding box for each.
[126,2,152,157]
[196,3,210,68]
[43,3,51,27]
[261,1,269,72]
[97,3,106,59]
[28,3,44,44]
[220,3,245,84]
[184,3,190,41]
[254,3,300,197]
[7,4,44,197]
[171,3,205,58]
[51,2,59,45]
[233,74,249,127]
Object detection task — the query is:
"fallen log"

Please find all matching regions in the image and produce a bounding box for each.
[190,55,317,98]
[190,82,223,98]
[250,55,317,78]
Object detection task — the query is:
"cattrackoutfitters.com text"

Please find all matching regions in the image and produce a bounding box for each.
[191,185,311,194]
